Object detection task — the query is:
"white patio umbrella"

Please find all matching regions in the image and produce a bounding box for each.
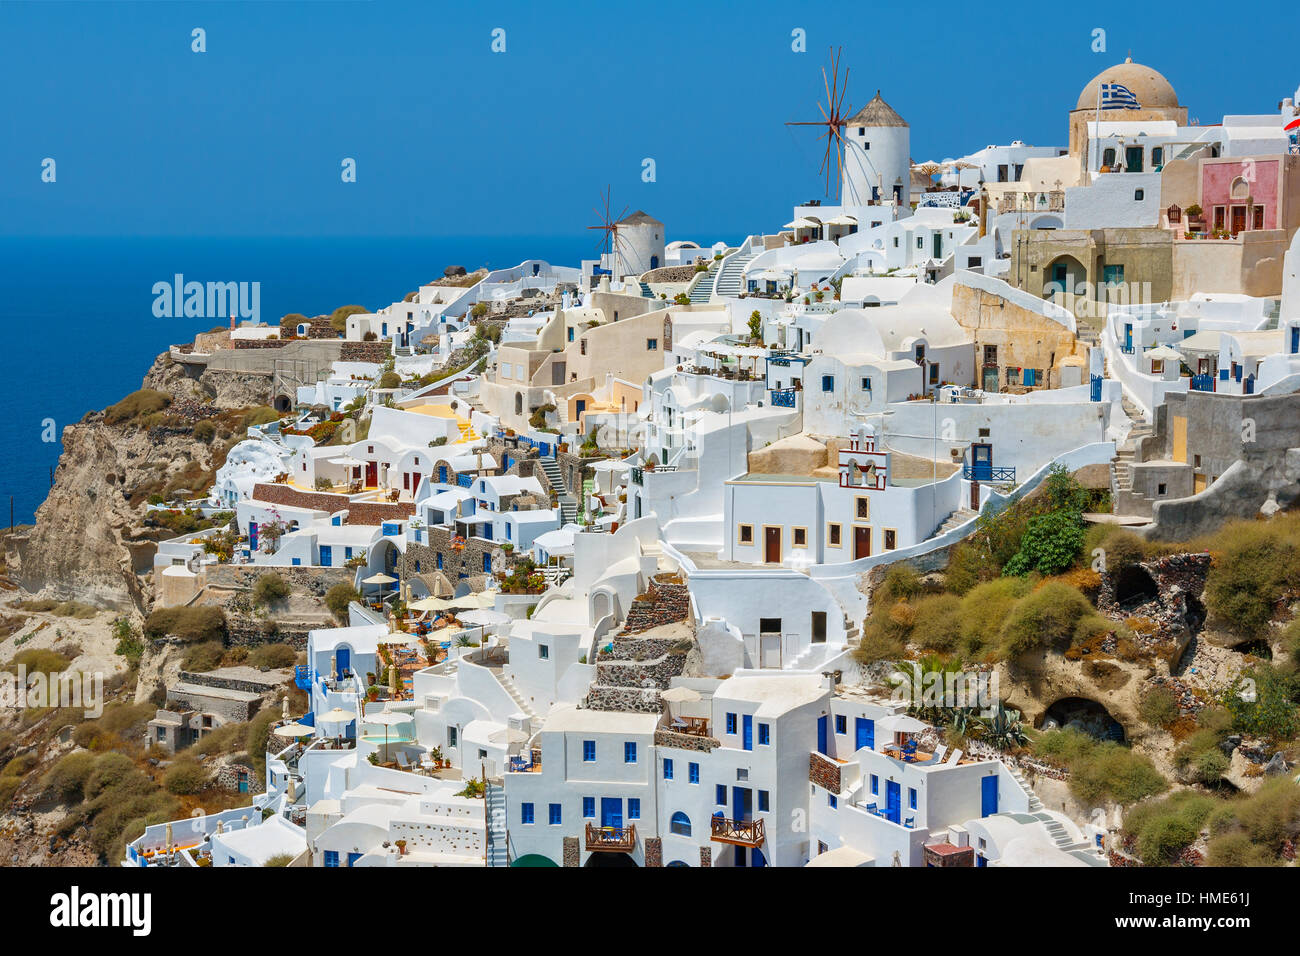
[362,572,397,586]
[319,707,356,725]
[1146,344,1184,362]
[364,708,410,754]
[660,686,701,703]
[880,714,928,735]
[410,596,456,613]
[458,608,510,627]
[327,455,365,467]
[274,722,315,739]
[488,726,529,745]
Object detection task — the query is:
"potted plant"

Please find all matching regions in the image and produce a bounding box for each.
[394,839,407,856]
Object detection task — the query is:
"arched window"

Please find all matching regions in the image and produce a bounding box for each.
[514,392,523,415]
[1102,148,1116,168]
[670,811,692,836]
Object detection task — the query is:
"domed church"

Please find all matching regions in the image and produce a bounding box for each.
[1067,56,1188,161]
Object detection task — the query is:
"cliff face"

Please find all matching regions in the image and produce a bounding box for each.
[9,353,271,612]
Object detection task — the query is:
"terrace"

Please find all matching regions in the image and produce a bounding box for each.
[585,823,637,852]
[709,815,765,848]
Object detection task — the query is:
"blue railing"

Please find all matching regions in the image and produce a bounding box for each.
[770,388,797,408]
[457,473,474,488]
[963,464,1016,482]
[294,665,311,690]
[1119,345,1134,355]
[1190,373,1215,392]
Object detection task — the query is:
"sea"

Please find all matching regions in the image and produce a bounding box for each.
[0,235,596,524]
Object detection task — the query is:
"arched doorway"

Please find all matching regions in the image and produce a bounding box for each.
[1043,255,1086,301]
[584,852,637,868]
[510,853,557,867]
[1112,564,1158,608]
[273,394,293,413]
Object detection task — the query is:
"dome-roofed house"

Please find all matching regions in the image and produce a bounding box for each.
[843,91,911,208]
[1067,56,1187,162]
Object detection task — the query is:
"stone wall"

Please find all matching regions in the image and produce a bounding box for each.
[204,563,352,597]
[583,686,663,713]
[399,529,502,595]
[619,582,690,635]
[251,483,415,524]
[562,836,579,867]
[179,670,284,694]
[340,341,392,363]
[654,729,718,753]
[225,616,312,650]
[644,837,663,868]
[808,751,842,793]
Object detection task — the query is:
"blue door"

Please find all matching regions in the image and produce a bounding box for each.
[1090,373,1103,402]
[346,852,363,867]
[854,717,874,751]
[816,716,828,755]
[1123,324,1132,350]
[438,465,447,483]
[742,715,753,751]
[1292,326,1299,354]
[981,775,998,817]
[319,545,332,566]
[971,443,993,481]
[732,787,752,822]
[336,648,350,680]
[885,780,901,824]
[751,848,767,868]
[600,798,622,829]
[249,521,258,551]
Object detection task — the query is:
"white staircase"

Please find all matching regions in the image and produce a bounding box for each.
[498,673,537,720]
[688,266,716,303]
[485,782,509,866]
[1007,764,1045,812]
[711,249,759,299]
[935,507,977,536]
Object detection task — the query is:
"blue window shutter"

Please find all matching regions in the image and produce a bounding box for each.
[822,375,834,392]
[583,797,595,818]
[628,798,640,820]
[549,803,562,825]
[521,802,534,824]
[689,762,699,784]
[583,740,595,761]
[663,758,673,779]
[716,785,726,805]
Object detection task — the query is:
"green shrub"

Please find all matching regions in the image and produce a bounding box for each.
[958,577,1030,658]
[1138,686,1180,729]
[1233,776,1300,850]
[264,852,295,867]
[105,389,171,425]
[942,541,987,594]
[8,648,70,676]
[1003,509,1086,576]
[252,572,290,606]
[193,420,216,443]
[330,305,369,334]
[182,641,225,672]
[241,406,280,429]
[192,722,247,757]
[163,760,209,795]
[324,583,360,622]
[909,594,963,652]
[143,606,226,643]
[42,751,97,802]
[248,643,297,669]
[878,564,922,603]
[1203,521,1300,636]
[997,582,1094,658]
[84,752,138,800]
[1035,728,1167,805]
[1205,832,1280,867]
[1221,664,1298,740]
[0,776,21,809]
[246,710,280,776]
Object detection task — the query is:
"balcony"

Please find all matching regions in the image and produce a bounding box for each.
[710,815,766,848]
[585,823,637,852]
[962,464,1015,482]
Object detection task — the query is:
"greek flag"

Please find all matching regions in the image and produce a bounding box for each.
[1100,82,1141,110]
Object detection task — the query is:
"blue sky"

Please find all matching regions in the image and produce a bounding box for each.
[1,0,1293,241]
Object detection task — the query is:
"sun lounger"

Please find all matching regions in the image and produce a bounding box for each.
[945,748,963,765]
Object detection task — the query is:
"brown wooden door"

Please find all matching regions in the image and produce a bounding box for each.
[854,526,871,559]
[971,481,980,510]
[1231,206,1246,235]
[764,527,781,564]
[365,461,378,486]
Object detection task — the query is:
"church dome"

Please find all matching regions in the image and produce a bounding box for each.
[1075,57,1179,111]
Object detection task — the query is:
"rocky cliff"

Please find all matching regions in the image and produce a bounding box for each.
[7,353,272,613]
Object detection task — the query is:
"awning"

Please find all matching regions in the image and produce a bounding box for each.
[783,218,821,229]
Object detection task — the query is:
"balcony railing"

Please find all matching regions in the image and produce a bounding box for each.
[585,823,637,852]
[770,388,797,408]
[710,816,766,847]
[963,464,1016,482]
[1190,373,1216,392]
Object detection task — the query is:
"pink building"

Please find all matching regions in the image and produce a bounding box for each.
[1199,155,1300,235]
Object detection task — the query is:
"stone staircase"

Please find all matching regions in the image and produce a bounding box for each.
[537,455,566,495]
[484,781,509,866]
[557,495,578,525]
[638,281,655,298]
[935,507,978,537]
[711,250,758,299]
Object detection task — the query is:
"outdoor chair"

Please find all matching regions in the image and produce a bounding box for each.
[904,817,915,829]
